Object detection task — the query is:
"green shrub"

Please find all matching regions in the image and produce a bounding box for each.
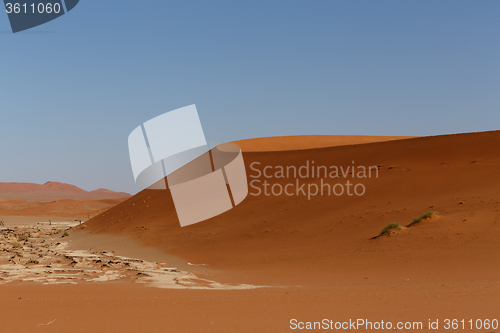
[408,211,438,227]
[379,222,402,236]
[26,259,39,265]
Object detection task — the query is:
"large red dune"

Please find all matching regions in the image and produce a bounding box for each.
[79,131,500,287]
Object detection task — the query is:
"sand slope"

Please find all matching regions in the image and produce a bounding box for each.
[79,131,500,288]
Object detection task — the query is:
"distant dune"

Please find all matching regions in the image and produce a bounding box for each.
[0,181,131,202]
[0,182,130,223]
[233,135,416,152]
[0,198,124,223]
[80,131,500,287]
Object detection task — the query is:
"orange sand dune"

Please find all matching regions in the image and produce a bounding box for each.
[233,134,416,152]
[80,131,500,288]
[0,181,130,202]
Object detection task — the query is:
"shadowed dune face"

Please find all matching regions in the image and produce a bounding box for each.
[79,131,500,286]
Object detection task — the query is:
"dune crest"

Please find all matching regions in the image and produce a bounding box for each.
[233,135,416,152]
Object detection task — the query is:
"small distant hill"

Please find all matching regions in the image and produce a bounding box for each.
[0,182,131,202]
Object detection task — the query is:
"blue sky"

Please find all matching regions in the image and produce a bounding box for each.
[1,0,499,194]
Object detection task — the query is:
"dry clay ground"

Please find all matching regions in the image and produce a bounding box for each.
[0,222,259,290]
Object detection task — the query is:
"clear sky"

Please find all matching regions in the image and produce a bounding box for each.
[1,1,499,194]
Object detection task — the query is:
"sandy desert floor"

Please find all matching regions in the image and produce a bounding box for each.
[0,132,499,332]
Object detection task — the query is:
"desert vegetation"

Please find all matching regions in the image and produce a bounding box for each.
[407,211,439,227]
[379,222,402,236]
